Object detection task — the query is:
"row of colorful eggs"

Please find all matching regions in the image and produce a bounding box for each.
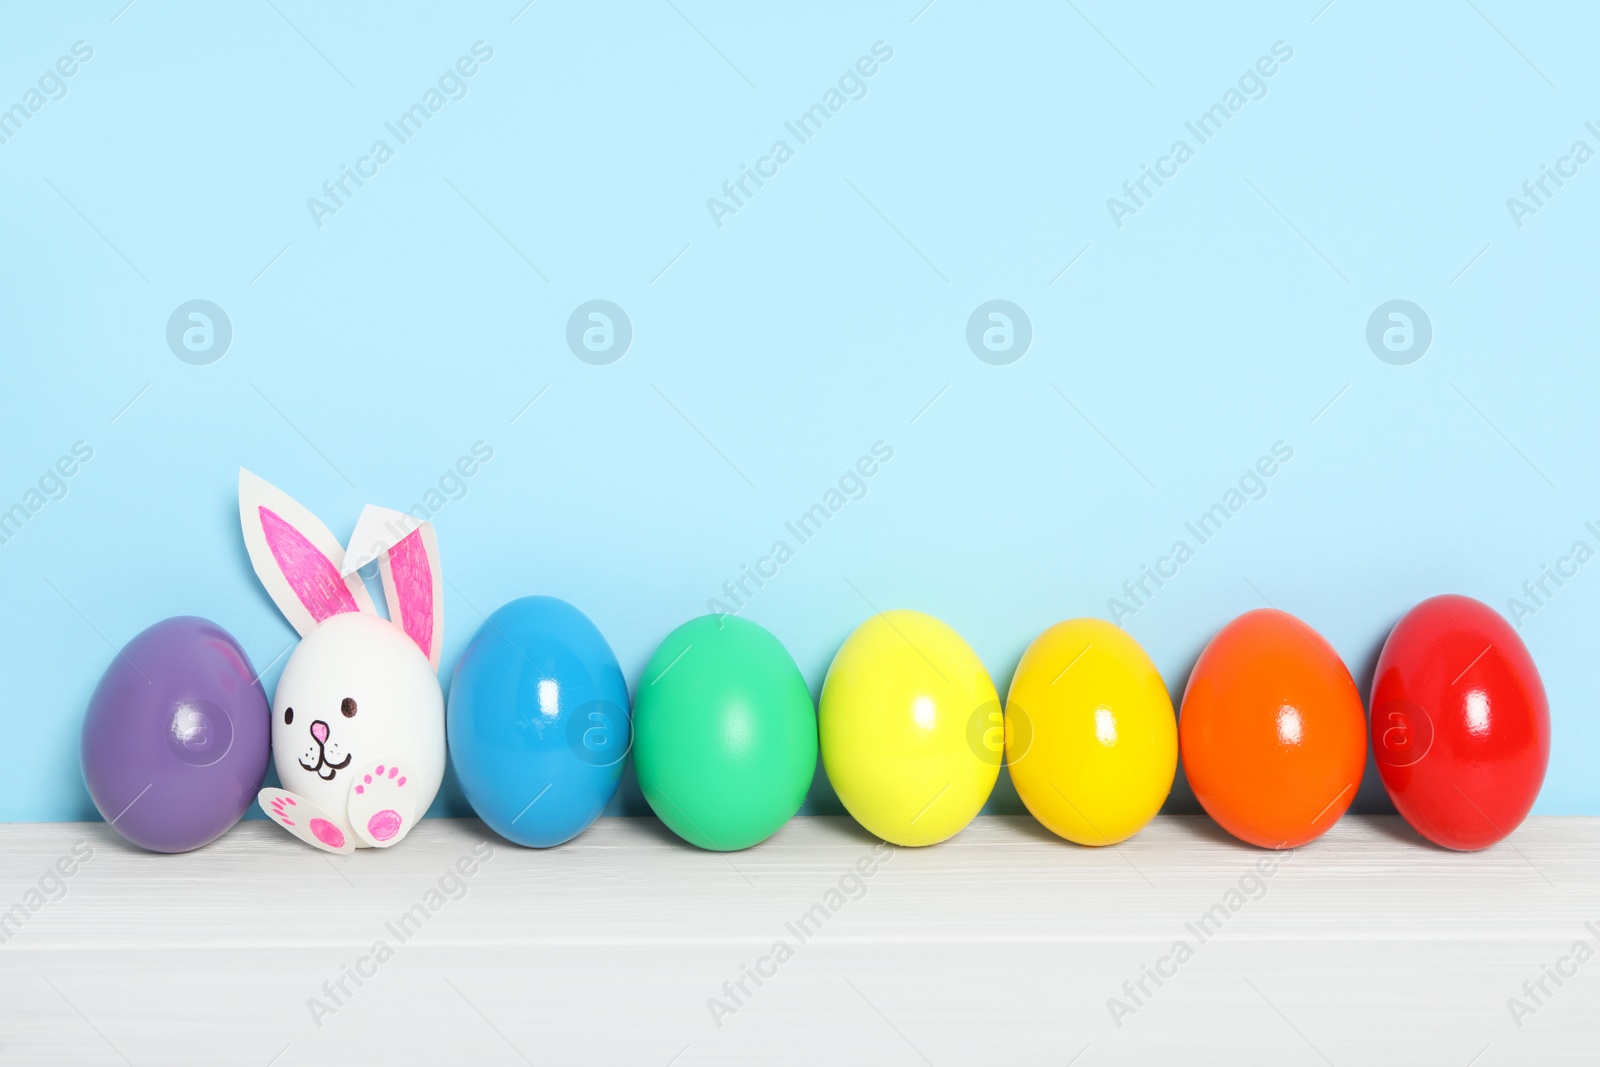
[82,592,1548,854]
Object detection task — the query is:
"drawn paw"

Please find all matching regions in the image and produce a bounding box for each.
[258,788,354,855]
[347,760,418,848]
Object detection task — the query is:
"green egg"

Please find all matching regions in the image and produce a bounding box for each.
[633,615,817,851]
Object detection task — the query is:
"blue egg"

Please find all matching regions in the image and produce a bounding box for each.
[448,596,630,847]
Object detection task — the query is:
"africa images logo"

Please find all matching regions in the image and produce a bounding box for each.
[166,300,233,365]
[966,301,1032,365]
[1365,300,1431,366]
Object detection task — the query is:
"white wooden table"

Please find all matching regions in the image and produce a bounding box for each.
[0,816,1592,1065]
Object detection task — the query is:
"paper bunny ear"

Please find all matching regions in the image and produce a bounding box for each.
[343,505,443,670]
[239,469,375,637]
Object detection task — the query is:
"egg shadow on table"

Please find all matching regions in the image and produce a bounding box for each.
[999,813,1070,846]
[88,820,171,857]
[1158,639,1207,816]
[1162,814,1269,852]
[1349,619,1399,816]
[440,813,499,843]
[982,643,1029,817]
[803,815,886,848]
[619,813,695,847]
[1363,814,1436,848]
[801,751,847,816]
[983,762,1026,817]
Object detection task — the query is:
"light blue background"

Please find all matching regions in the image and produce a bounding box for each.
[3,2,1596,822]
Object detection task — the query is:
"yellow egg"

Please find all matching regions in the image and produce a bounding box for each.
[820,610,1000,846]
[1005,619,1177,845]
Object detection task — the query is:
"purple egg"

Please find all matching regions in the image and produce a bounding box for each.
[81,616,270,852]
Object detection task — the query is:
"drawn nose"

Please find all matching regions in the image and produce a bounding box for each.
[310,720,329,744]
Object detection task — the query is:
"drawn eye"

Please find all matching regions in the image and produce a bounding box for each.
[284,708,294,725]
[341,698,357,718]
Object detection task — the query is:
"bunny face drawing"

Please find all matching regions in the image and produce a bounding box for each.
[241,470,446,853]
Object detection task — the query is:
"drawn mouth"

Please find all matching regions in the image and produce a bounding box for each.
[299,731,353,779]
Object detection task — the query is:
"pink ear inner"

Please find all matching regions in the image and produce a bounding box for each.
[259,506,359,623]
[387,528,435,659]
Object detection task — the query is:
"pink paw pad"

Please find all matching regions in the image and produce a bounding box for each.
[260,789,353,854]
[310,818,346,849]
[348,759,413,847]
[367,810,403,842]
[270,797,296,827]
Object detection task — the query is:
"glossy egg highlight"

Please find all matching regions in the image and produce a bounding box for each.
[81,616,271,853]
[820,610,1000,846]
[1371,594,1549,850]
[633,615,817,851]
[1180,609,1366,849]
[448,596,629,847]
[1005,619,1177,845]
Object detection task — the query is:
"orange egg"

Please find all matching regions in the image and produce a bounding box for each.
[1179,609,1366,848]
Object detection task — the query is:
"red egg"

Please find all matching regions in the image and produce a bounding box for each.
[1370,595,1549,850]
